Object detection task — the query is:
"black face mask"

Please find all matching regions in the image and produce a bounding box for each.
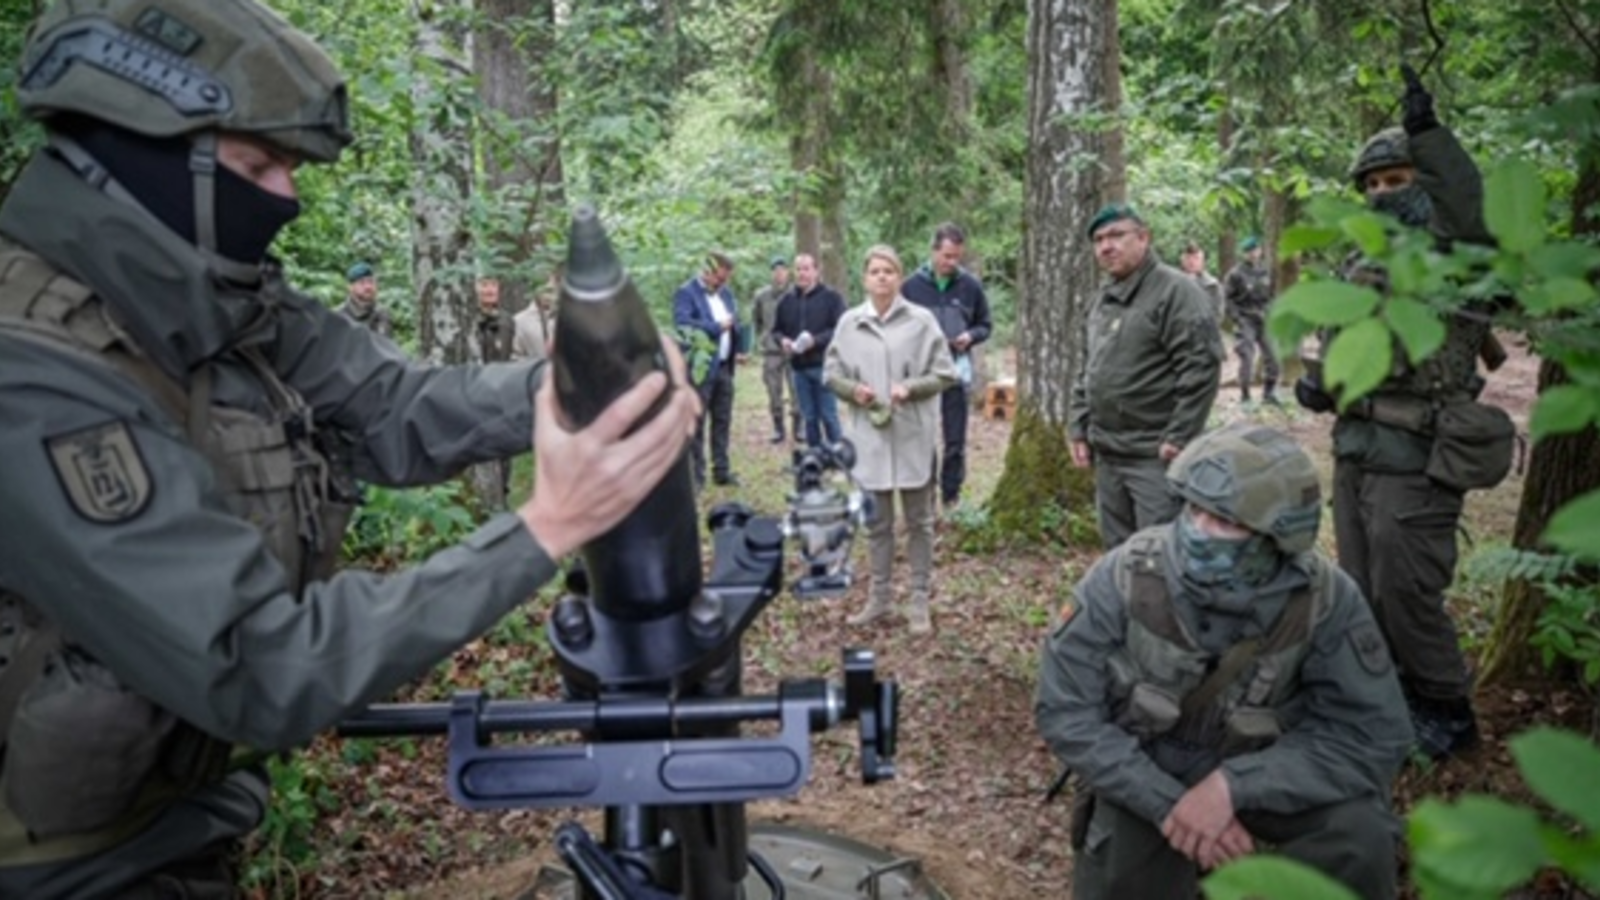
[55,118,298,265]
[213,162,300,265]
[1369,184,1433,228]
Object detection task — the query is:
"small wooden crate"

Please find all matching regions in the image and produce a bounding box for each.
[983,379,1017,421]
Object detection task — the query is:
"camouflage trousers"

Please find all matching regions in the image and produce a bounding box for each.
[1234,312,1279,393]
[1070,792,1398,900]
[760,353,796,428]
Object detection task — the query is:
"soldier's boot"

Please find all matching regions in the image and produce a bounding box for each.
[907,593,932,635]
[1240,384,1252,403]
[1262,384,1280,406]
[769,415,786,444]
[847,593,892,626]
[791,412,803,443]
[1410,695,1481,760]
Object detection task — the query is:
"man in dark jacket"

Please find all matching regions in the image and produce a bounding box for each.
[672,251,742,486]
[901,223,992,510]
[1069,204,1224,549]
[1294,65,1510,760]
[774,252,847,449]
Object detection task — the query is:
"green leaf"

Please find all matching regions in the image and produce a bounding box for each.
[1530,385,1599,441]
[1384,297,1447,365]
[1202,855,1360,900]
[1544,489,1600,561]
[1485,159,1548,254]
[1541,827,1600,894]
[1522,277,1598,315]
[1280,223,1343,255]
[1527,242,1600,281]
[1340,212,1389,257]
[1409,796,1547,894]
[1512,728,1600,831]
[1274,282,1382,328]
[1267,304,1316,360]
[1323,319,1393,407]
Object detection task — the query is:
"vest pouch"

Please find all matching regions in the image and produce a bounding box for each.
[1119,682,1181,739]
[1425,401,1515,492]
[1221,706,1282,757]
[2,651,175,838]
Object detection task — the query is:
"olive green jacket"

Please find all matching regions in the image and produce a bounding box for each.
[1068,253,1223,458]
[1034,524,1413,826]
[0,152,557,898]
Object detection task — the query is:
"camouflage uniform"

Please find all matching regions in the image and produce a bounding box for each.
[338,294,394,340]
[750,277,799,441]
[0,2,557,895]
[1036,424,1413,899]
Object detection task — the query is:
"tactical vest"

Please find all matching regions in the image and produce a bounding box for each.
[1339,252,1490,409]
[1105,531,1330,757]
[1229,263,1273,316]
[0,241,352,865]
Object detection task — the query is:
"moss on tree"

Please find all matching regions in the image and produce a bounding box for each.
[986,402,1097,546]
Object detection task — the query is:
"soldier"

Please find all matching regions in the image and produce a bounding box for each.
[1179,240,1223,323]
[339,260,394,339]
[1222,236,1279,404]
[0,1,699,896]
[750,255,799,444]
[475,275,514,363]
[1069,203,1224,549]
[1036,423,1414,900]
[1294,65,1511,759]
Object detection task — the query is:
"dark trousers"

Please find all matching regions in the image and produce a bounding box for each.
[1235,312,1280,394]
[937,384,969,505]
[691,362,735,483]
[1071,794,1398,900]
[1334,461,1471,701]
[1092,454,1182,549]
[791,365,840,449]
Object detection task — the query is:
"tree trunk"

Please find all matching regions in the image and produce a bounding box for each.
[1480,115,1600,687]
[988,0,1112,542]
[792,35,846,288]
[411,0,476,368]
[1100,0,1125,204]
[473,0,562,318]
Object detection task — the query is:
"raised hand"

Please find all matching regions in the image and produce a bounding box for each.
[1400,62,1439,134]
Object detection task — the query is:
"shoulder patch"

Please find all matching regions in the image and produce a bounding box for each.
[1348,622,1392,676]
[45,421,153,524]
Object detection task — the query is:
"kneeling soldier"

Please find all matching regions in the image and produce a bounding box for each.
[1035,422,1413,899]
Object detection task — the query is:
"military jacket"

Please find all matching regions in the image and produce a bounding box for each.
[1034,523,1413,827]
[338,295,394,340]
[1328,124,1499,473]
[0,152,557,898]
[1068,253,1223,458]
[1223,260,1273,321]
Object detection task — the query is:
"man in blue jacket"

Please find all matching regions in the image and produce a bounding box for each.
[901,223,992,510]
[673,251,742,486]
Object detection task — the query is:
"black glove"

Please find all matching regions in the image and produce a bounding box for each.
[1400,63,1440,135]
[1295,375,1336,414]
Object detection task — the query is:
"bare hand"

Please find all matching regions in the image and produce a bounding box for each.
[1197,818,1256,871]
[952,332,973,353]
[854,383,877,406]
[890,383,910,404]
[781,338,795,355]
[1159,441,1183,462]
[1161,769,1237,864]
[519,341,700,558]
[1070,440,1092,469]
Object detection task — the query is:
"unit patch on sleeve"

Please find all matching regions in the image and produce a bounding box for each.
[45,421,153,524]
[1349,622,1392,676]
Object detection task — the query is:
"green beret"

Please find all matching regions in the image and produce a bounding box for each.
[347,261,375,282]
[1087,203,1143,238]
[1240,236,1260,252]
[770,255,788,269]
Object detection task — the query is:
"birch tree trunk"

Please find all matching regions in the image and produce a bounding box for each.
[988,0,1114,542]
[411,0,476,367]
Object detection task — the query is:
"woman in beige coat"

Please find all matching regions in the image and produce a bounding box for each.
[825,245,958,634]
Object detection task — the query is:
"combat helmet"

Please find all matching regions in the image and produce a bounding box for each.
[1348,126,1411,191]
[18,0,351,163]
[1167,423,1322,555]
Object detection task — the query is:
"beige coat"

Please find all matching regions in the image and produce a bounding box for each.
[824,295,958,491]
